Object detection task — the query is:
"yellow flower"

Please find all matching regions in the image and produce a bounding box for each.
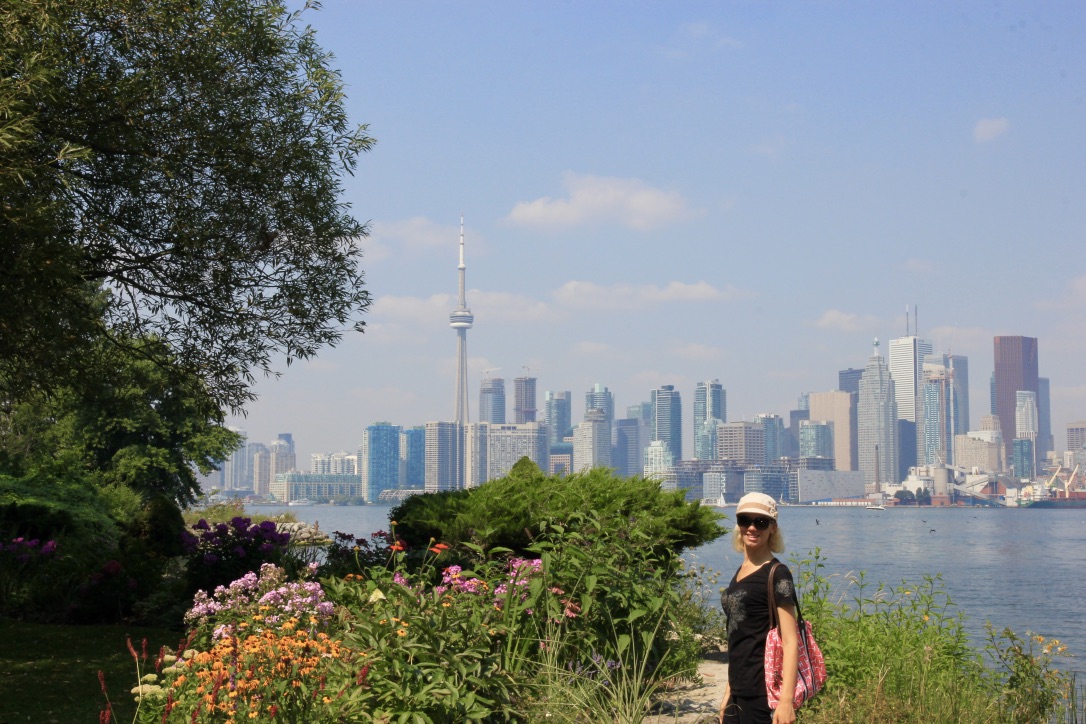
[323,696,332,704]
[396,629,407,637]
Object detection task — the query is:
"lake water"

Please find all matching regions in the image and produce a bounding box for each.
[249,503,1086,670]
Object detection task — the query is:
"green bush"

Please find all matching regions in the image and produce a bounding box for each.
[389,461,725,558]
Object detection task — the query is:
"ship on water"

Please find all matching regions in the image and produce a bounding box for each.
[1020,464,1086,509]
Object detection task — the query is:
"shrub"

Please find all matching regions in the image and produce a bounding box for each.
[181,516,292,597]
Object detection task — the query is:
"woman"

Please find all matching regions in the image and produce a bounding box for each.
[719,492,798,724]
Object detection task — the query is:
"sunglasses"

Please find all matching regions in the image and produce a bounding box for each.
[735,514,774,531]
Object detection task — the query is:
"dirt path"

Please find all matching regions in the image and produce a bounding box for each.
[644,652,728,723]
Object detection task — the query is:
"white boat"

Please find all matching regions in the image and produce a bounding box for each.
[865,504,886,510]
[287,498,313,506]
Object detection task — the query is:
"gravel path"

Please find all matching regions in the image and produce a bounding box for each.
[644,652,728,723]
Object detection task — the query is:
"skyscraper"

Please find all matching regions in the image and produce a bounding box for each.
[1037,377,1053,467]
[544,390,572,447]
[514,376,537,423]
[838,368,864,395]
[400,427,425,488]
[694,380,725,460]
[574,409,611,472]
[808,390,857,471]
[612,418,643,478]
[993,336,1039,459]
[585,383,615,423]
[449,217,474,424]
[858,339,899,489]
[1015,391,1039,474]
[479,376,506,424]
[716,421,766,466]
[754,413,785,465]
[424,421,462,492]
[799,420,835,460]
[361,423,400,502]
[889,335,933,479]
[651,385,682,461]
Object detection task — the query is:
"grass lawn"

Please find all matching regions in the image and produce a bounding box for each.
[0,618,179,723]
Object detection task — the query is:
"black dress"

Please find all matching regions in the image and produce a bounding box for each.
[719,559,796,724]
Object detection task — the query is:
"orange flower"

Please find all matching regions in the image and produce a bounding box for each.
[429,542,450,554]
[389,542,405,552]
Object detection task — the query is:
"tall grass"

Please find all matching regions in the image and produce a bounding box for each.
[793,549,1074,724]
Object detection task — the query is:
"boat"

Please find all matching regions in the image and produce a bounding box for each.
[865,504,886,511]
[287,498,313,506]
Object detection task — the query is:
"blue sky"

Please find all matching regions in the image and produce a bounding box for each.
[232,1,1086,463]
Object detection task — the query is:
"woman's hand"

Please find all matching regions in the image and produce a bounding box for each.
[773,699,796,724]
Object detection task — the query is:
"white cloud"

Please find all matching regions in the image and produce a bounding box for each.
[358,236,391,263]
[554,280,749,311]
[371,290,550,326]
[1035,274,1086,312]
[815,309,880,333]
[572,341,613,357]
[506,173,696,231]
[974,117,1009,143]
[471,291,551,322]
[370,218,462,252]
[671,342,726,361]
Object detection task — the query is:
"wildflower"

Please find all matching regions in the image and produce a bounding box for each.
[389,541,405,552]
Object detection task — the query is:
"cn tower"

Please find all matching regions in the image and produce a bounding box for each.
[450,215,474,424]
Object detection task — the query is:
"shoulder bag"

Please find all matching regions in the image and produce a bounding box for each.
[764,561,827,709]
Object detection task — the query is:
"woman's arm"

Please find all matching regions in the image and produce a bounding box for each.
[773,601,799,724]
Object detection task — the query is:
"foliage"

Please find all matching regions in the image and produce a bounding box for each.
[894,489,916,504]
[0,0,373,411]
[389,462,726,558]
[791,549,1073,723]
[181,516,292,598]
[181,499,296,528]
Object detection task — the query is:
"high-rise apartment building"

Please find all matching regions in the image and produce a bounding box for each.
[1068,422,1086,452]
[311,451,356,475]
[424,421,462,492]
[514,376,537,423]
[858,340,899,489]
[651,385,682,461]
[755,413,786,465]
[1015,391,1039,471]
[694,380,726,460]
[612,418,643,478]
[574,409,611,472]
[889,335,933,479]
[479,422,549,481]
[993,336,1039,459]
[400,427,425,488]
[585,383,615,423]
[716,421,766,467]
[361,423,400,502]
[479,377,506,424]
[544,390,572,447]
[643,440,675,479]
[223,428,248,490]
[808,390,857,471]
[799,420,835,460]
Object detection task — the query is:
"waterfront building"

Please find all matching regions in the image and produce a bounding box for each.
[400,427,425,488]
[514,376,537,423]
[585,383,615,424]
[222,428,249,491]
[424,421,462,492]
[544,391,573,447]
[466,422,549,483]
[672,459,735,502]
[644,439,674,478]
[889,335,933,480]
[268,436,297,485]
[716,421,766,467]
[651,385,682,461]
[1068,421,1086,451]
[808,390,857,471]
[311,450,357,475]
[755,413,786,465]
[694,380,726,460]
[742,463,791,502]
[361,423,400,502]
[858,339,899,489]
[799,420,835,461]
[270,473,363,503]
[1012,437,1035,480]
[463,422,488,488]
[793,469,866,502]
[954,415,1005,474]
[993,336,1039,460]
[787,408,810,458]
[574,409,611,472]
[479,377,506,424]
[251,443,270,497]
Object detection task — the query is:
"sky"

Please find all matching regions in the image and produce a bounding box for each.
[231,1,1086,464]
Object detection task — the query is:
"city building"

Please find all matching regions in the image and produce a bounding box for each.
[992,336,1039,459]
[222,428,249,491]
[585,383,615,424]
[361,423,400,502]
[755,413,786,465]
[651,385,682,461]
[643,440,675,486]
[858,339,899,490]
[311,450,357,475]
[716,421,766,467]
[544,390,572,447]
[400,427,425,488]
[793,469,866,502]
[1012,438,1035,480]
[694,380,726,460]
[450,218,474,425]
[787,408,810,458]
[953,415,1004,474]
[799,420,835,461]
[465,422,549,485]
[574,408,611,472]
[838,368,864,395]
[808,390,857,471]
[479,376,506,424]
[1068,421,1086,452]
[1037,377,1054,465]
[424,421,462,492]
[514,376,537,423]
[889,335,933,480]
[612,417,644,478]
[270,473,363,503]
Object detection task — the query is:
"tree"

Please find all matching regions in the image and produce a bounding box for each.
[894,489,916,505]
[1,0,373,410]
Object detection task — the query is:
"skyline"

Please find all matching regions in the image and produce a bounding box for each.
[230,2,1086,463]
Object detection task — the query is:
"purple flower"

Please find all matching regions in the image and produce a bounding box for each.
[40,541,57,555]
[194,519,210,531]
[233,546,247,558]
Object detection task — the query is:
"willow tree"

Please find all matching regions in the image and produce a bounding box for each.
[1,0,373,410]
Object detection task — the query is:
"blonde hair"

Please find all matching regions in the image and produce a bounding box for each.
[731,521,785,554]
